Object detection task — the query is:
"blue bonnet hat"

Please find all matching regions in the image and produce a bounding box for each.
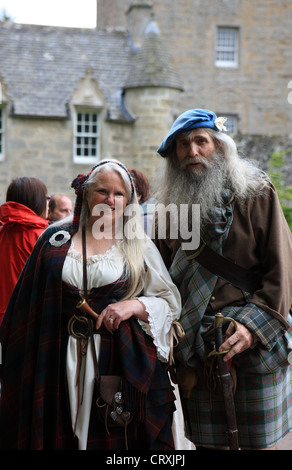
[157,108,227,157]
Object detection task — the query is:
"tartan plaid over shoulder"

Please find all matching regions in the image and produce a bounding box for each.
[170,191,292,373]
[0,225,174,450]
[0,225,74,449]
[169,195,234,367]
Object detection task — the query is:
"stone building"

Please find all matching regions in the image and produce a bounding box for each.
[0,2,182,202]
[0,0,291,203]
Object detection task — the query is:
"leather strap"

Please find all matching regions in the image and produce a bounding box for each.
[185,243,262,294]
[81,225,99,378]
[82,225,88,300]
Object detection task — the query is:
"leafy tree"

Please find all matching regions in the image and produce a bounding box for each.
[0,9,14,23]
[267,150,292,231]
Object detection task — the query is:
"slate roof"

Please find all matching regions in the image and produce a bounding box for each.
[0,22,182,121]
[125,22,183,90]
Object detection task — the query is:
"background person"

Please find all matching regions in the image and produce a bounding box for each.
[0,176,48,323]
[0,159,182,450]
[48,193,72,222]
[153,108,292,450]
[128,168,156,237]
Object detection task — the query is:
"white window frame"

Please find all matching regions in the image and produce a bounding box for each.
[73,108,100,164]
[215,27,239,68]
[0,107,5,162]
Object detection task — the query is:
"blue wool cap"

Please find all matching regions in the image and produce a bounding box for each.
[157,109,225,157]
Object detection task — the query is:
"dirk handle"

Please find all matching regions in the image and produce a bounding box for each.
[208,312,238,357]
[215,312,237,352]
[213,313,240,450]
[76,298,100,321]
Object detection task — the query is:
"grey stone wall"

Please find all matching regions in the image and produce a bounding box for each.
[236,134,292,188]
[97,0,292,136]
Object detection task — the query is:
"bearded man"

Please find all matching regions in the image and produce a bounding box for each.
[153,109,292,450]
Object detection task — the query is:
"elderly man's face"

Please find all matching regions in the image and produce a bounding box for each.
[175,129,216,171]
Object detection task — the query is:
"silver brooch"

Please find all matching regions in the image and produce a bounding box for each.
[49,230,71,247]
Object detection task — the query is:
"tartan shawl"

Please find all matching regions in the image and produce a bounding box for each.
[170,192,292,373]
[0,225,174,450]
[169,193,234,367]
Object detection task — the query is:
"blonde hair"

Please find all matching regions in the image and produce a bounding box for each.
[81,160,148,299]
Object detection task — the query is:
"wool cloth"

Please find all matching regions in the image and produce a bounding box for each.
[0,225,175,450]
[169,191,292,449]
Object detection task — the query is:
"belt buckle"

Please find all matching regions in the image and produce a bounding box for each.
[68,314,93,339]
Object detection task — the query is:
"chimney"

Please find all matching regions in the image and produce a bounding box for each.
[126,0,153,49]
[96,0,127,30]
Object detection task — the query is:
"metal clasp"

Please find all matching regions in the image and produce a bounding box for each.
[67,314,93,339]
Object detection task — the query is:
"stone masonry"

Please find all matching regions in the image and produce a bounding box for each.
[0,0,291,203]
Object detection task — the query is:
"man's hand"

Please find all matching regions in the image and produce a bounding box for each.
[219,321,254,362]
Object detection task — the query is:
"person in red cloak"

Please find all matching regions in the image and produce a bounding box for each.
[0,176,49,323]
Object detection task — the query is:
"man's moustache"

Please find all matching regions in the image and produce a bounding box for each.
[180,156,209,169]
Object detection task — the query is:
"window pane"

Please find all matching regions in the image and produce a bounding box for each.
[0,109,2,154]
[216,27,238,66]
[74,110,99,161]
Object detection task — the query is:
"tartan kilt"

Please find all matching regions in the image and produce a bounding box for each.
[187,364,292,449]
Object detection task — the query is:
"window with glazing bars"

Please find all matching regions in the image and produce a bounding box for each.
[74,110,99,162]
[215,27,239,67]
[0,108,3,160]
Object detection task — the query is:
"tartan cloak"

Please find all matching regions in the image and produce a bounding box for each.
[0,224,174,450]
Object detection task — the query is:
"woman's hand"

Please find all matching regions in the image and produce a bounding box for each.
[219,321,254,362]
[95,298,148,333]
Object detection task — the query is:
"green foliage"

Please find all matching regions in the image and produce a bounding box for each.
[0,9,14,23]
[267,150,292,231]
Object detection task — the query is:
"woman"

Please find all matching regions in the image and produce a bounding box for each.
[0,160,182,450]
[0,177,49,323]
[128,167,156,236]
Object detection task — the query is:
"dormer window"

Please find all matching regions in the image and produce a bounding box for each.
[73,109,100,164]
[0,107,5,162]
[71,69,104,164]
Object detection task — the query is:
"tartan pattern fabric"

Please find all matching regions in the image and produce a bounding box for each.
[0,225,174,450]
[169,193,234,367]
[62,282,175,450]
[188,365,292,449]
[167,190,292,448]
[209,305,292,375]
[233,302,288,350]
[0,226,74,449]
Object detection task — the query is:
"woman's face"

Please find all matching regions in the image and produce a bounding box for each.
[86,169,129,235]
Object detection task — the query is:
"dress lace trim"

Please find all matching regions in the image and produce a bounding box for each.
[67,241,118,265]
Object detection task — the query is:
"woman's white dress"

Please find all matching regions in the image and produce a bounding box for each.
[62,237,193,450]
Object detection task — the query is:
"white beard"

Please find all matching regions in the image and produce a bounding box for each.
[156,152,228,224]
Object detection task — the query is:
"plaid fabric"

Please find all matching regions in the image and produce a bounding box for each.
[62,281,175,450]
[168,192,292,448]
[0,225,174,450]
[0,225,74,450]
[205,305,292,374]
[188,365,292,449]
[169,192,234,367]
